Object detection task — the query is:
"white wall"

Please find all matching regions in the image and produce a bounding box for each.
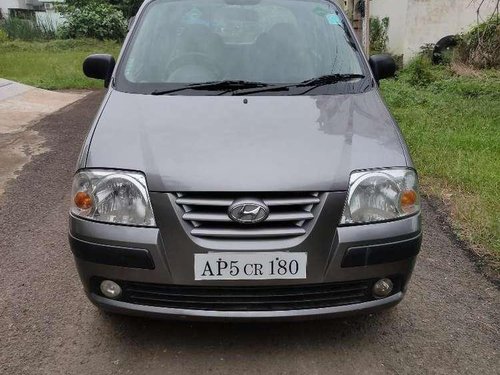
[371,0,497,61]
[0,0,59,18]
[370,0,408,54]
[35,10,64,28]
[1,0,64,28]
[0,0,23,18]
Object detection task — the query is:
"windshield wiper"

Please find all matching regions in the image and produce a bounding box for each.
[296,74,366,95]
[151,80,269,95]
[298,73,366,87]
[233,74,365,96]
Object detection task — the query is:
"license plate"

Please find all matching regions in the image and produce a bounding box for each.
[194,252,307,281]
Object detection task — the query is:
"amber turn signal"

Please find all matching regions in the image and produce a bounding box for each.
[74,191,93,210]
[400,190,417,212]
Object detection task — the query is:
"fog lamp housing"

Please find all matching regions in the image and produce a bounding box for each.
[100,280,122,299]
[372,278,394,298]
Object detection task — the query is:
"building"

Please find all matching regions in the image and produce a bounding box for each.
[342,0,496,61]
[370,0,497,61]
[0,0,62,19]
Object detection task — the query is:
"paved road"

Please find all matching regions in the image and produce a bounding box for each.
[0,92,498,375]
[0,79,85,196]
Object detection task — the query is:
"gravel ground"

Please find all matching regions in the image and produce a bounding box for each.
[0,92,498,375]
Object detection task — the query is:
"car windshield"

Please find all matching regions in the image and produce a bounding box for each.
[116,0,368,95]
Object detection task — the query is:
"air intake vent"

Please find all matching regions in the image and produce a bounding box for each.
[175,192,322,239]
[102,279,387,311]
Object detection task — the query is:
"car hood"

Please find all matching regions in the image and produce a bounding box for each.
[86,89,409,192]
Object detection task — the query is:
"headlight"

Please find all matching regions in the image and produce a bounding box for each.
[71,170,156,227]
[340,168,420,225]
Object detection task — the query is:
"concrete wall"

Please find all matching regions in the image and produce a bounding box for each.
[371,0,497,61]
[35,9,64,28]
[0,0,23,18]
[0,0,63,25]
[370,0,409,54]
[0,0,55,18]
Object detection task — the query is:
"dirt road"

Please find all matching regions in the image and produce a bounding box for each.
[0,92,498,375]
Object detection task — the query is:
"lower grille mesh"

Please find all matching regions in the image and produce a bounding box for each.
[102,279,394,311]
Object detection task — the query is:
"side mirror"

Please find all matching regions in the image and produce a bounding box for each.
[369,54,396,82]
[83,54,116,88]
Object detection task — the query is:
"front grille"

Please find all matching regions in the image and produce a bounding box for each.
[174,192,323,239]
[108,279,391,311]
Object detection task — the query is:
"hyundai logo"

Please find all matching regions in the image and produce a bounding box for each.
[228,199,270,224]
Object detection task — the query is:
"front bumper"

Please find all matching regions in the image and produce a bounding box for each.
[89,291,404,321]
[69,207,421,320]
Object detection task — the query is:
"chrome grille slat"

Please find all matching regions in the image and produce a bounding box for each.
[191,227,307,238]
[264,197,320,206]
[175,192,322,239]
[176,196,321,207]
[183,211,314,223]
[176,198,233,206]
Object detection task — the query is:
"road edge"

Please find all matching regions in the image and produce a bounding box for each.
[424,194,500,287]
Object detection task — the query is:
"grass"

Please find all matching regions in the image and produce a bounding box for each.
[0,39,121,90]
[0,39,498,269]
[1,17,56,41]
[381,64,500,270]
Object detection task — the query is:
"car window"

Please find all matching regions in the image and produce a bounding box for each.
[118,0,366,92]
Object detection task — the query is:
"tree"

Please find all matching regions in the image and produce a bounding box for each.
[108,0,144,19]
[472,0,500,22]
[458,1,500,68]
[59,2,127,40]
[63,0,144,19]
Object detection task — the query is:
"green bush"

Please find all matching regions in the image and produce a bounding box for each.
[0,17,56,41]
[456,17,500,68]
[59,3,127,41]
[65,0,144,19]
[370,16,389,54]
[0,28,8,43]
[419,43,436,61]
[404,55,435,87]
[111,0,144,19]
[391,54,404,70]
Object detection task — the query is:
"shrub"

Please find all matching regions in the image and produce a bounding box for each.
[65,0,144,19]
[0,17,56,41]
[456,17,500,68]
[59,3,127,41]
[419,43,436,61]
[0,28,8,43]
[391,54,404,70]
[370,16,389,54]
[404,55,435,87]
[111,0,144,19]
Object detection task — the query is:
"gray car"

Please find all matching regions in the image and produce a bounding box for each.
[69,0,422,320]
